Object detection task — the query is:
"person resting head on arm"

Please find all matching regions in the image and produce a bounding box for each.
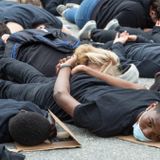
[72,43,141,85]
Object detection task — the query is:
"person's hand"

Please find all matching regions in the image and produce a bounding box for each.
[71,65,86,75]
[1,34,10,44]
[113,31,129,44]
[127,35,137,41]
[56,55,77,74]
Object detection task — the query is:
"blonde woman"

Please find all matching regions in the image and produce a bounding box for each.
[72,44,139,83]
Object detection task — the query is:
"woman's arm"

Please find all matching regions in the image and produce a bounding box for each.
[54,56,80,117]
[72,65,145,90]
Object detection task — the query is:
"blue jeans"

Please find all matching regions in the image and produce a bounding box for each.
[63,0,100,28]
[0,57,55,109]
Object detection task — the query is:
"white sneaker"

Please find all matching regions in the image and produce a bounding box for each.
[78,20,97,40]
[56,5,68,16]
[104,19,120,30]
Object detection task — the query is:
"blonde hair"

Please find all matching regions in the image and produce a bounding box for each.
[74,44,121,76]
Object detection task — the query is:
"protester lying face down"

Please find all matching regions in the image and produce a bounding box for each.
[73,44,139,82]
[9,111,57,146]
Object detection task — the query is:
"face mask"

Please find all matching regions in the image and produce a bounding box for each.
[133,122,151,142]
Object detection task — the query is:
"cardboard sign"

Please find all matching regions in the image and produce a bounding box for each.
[118,135,160,148]
[15,110,81,152]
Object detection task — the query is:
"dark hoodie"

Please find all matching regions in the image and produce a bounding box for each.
[91,0,154,29]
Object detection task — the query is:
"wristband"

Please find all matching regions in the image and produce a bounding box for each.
[60,64,72,69]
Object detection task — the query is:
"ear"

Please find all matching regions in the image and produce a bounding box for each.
[146,102,158,111]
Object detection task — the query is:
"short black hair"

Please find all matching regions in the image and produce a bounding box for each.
[150,0,160,19]
[0,22,11,37]
[8,111,56,146]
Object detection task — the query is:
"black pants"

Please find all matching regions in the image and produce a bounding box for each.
[0,57,55,109]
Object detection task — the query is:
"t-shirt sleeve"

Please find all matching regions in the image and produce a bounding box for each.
[73,101,102,134]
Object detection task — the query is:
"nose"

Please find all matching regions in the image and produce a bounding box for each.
[142,128,153,140]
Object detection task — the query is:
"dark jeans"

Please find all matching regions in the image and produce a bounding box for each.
[0,57,55,109]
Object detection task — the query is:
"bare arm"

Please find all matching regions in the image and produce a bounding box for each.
[72,65,145,90]
[54,56,80,117]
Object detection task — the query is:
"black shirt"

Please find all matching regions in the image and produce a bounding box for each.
[0,3,62,29]
[70,73,160,137]
[18,43,72,77]
[0,99,47,143]
[91,0,153,29]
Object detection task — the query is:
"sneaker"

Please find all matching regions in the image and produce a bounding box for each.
[56,5,68,16]
[78,20,97,40]
[66,3,80,8]
[104,19,120,31]
[150,72,160,91]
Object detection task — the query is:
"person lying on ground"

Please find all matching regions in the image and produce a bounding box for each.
[78,19,160,43]
[56,0,160,29]
[54,55,160,142]
[78,21,160,78]
[0,54,159,142]
[0,99,57,146]
[0,2,62,34]
[0,27,80,77]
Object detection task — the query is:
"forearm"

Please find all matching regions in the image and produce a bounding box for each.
[81,66,144,90]
[54,67,80,117]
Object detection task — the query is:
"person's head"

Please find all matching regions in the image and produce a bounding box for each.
[133,102,160,142]
[74,44,121,76]
[149,0,160,23]
[0,22,11,38]
[8,111,57,146]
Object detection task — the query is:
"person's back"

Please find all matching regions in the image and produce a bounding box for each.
[91,0,153,29]
[0,3,62,29]
[4,28,80,77]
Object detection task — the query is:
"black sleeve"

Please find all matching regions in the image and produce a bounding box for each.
[73,102,102,134]
[111,42,127,64]
[45,0,64,16]
[135,35,152,43]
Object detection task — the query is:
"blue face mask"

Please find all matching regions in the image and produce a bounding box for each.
[133,122,151,142]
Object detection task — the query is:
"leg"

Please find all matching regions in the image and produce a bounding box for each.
[0,57,52,83]
[75,0,100,28]
[63,8,78,23]
[0,79,54,109]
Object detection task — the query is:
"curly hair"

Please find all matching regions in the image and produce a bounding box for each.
[9,111,57,146]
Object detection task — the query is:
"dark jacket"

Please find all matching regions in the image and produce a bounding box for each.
[91,0,154,29]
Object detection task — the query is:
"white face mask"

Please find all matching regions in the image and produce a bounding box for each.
[133,122,151,142]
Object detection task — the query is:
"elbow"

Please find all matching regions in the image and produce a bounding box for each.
[53,90,64,102]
